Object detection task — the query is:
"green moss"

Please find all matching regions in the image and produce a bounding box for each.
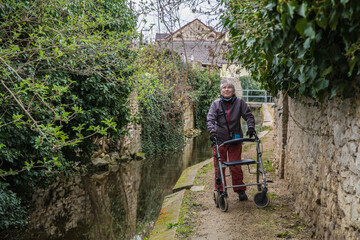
[193,163,212,186]
[176,191,198,239]
[242,142,256,153]
[268,192,280,200]
[263,161,275,172]
[275,231,292,238]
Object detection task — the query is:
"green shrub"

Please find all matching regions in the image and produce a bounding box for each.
[0,0,137,228]
[223,0,360,101]
[0,183,28,231]
[240,76,265,102]
[0,0,136,175]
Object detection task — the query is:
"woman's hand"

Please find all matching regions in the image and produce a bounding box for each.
[246,128,255,138]
[210,132,217,143]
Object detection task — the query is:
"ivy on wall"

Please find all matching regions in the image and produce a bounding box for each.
[134,45,221,155]
[134,45,185,156]
[187,68,221,130]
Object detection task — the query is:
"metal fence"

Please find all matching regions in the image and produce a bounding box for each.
[236,89,274,103]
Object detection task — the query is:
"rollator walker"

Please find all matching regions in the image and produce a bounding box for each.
[212,132,270,212]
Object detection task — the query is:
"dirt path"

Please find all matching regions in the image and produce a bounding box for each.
[176,131,315,240]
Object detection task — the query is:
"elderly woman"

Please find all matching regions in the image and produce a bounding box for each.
[206,79,255,201]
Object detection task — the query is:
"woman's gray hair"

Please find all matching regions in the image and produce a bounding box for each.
[220,79,236,91]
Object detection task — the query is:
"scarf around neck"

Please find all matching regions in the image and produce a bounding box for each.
[220,95,235,103]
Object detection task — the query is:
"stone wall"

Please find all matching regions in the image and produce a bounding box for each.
[118,91,142,156]
[273,95,360,240]
[26,92,144,240]
[183,98,194,132]
[28,160,142,240]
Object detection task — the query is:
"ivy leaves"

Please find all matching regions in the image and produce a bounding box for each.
[295,18,315,39]
[223,0,360,101]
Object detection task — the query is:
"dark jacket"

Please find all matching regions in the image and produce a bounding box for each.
[206,96,255,144]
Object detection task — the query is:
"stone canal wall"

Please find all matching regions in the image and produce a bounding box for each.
[25,91,197,240]
[273,94,360,240]
[27,92,144,240]
[28,159,142,240]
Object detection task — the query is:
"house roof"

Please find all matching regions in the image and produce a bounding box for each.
[155,19,229,66]
[163,18,220,41]
[155,33,170,41]
[159,41,228,66]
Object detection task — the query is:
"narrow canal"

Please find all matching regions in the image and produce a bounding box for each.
[136,131,212,238]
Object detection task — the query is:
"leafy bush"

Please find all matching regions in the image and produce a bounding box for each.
[134,46,221,154]
[0,0,137,229]
[0,0,136,171]
[0,183,28,231]
[223,0,360,101]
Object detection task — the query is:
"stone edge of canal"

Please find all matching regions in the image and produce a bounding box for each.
[149,158,213,240]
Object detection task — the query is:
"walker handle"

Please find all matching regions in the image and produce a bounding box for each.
[220,137,255,147]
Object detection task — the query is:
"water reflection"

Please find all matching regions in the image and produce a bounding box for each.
[136,132,212,234]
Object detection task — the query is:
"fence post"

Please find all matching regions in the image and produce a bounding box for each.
[265,91,267,103]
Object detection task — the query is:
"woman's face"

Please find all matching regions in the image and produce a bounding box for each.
[221,84,235,98]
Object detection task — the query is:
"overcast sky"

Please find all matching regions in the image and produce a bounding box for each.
[131,0,222,42]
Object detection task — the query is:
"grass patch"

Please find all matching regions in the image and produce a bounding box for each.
[177,162,212,238]
[275,231,292,238]
[288,213,309,235]
[198,163,213,176]
[268,192,280,200]
[242,142,256,153]
[263,160,275,172]
[258,125,273,132]
[176,191,204,239]
[194,163,212,186]
[167,222,179,229]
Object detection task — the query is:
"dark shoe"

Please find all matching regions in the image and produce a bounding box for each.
[238,190,248,201]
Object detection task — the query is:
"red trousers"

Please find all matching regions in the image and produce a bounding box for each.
[213,144,246,192]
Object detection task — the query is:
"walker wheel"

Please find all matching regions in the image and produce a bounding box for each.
[254,191,270,208]
[213,191,219,208]
[219,194,228,212]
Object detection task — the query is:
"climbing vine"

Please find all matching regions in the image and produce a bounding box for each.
[222,0,360,101]
[134,45,185,156]
[134,44,221,155]
[187,67,221,130]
